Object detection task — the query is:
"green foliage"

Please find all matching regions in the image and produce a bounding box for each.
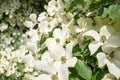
[72,38,108,80]
[75,60,92,80]
[0,54,2,59]
[0,74,22,80]
[72,44,81,54]
[17,63,24,76]
[67,0,120,22]
[88,0,115,12]
[66,0,85,12]
[102,4,120,21]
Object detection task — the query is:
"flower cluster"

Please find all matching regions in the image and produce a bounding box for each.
[1,0,120,80]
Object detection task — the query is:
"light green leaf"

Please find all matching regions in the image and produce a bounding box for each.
[108,4,120,20]
[102,8,108,18]
[102,4,120,21]
[75,60,92,80]
[0,54,2,59]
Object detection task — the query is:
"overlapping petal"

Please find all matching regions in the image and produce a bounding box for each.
[96,52,106,68]
[83,30,100,41]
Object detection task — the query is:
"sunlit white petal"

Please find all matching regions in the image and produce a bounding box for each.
[53,28,66,45]
[33,74,51,80]
[96,52,106,67]
[45,38,57,48]
[100,26,115,40]
[49,44,65,60]
[66,57,77,67]
[38,12,48,22]
[58,64,69,80]
[102,35,120,53]
[34,60,56,74]
[89,41,102,55]
[26,41,38,53]
[29,13,37,22]
[22,54,33,65]
[83,30,100,41]
[66,42,74,58]
[24,21,35,28]
[105,35,120,48]
[105,59,120,79]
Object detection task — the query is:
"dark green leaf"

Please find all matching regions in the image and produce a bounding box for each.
[88,0,114,12]
[72,44,81,54]
[66,0,85,11]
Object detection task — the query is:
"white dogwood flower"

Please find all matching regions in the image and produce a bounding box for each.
[47,41,77,67]
[37,12,48,22]
[25,29,39,53]
[97,35,120,79]
[38,20,56,34]
[26,41,38,53]
[102,35,120,53]
[24,13,37,28]
[83,26,115,55]
[97,51,120,79]
[53,28,67,45]
[45,0,58,16]
[35,40,77,80]
[34,58,70,80]
[22,53,34,66]
[57,0,69,10]
[29,13,37,23]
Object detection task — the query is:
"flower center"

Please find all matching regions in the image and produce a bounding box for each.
[61,56,66,63]
[51,74,58,80]
[48,24,51,28]
[100,35,106,42]
[56,38,60,43]
[107,51,114,59]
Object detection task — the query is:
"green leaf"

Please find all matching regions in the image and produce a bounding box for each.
[75,60,92,80]
[72,44,81,54]
[38,47,48,54]
[102,8,108,17]
[102,4,120,21]
[88,0,114,12]
[66,0,85,11]
[108,4,120,21]
[39,34,47,45]
[73,52,83,57]
[0,54,2,59]
[17,63,24,75]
